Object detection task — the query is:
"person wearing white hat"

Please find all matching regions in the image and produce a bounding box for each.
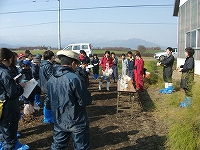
[47,50,92,149]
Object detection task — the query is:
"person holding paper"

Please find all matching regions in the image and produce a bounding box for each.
[20,60,41,114]
[0,48,29,149]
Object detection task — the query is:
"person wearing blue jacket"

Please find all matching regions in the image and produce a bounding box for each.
[38,50,55,123]
[47,50,92,150]
[0,48,29,150]
[127,51,135,79]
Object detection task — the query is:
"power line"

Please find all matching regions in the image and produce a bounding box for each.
[0,4,173,15]
[0,21,177,29]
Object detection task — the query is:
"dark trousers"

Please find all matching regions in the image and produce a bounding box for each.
[51,125,90,150]
[0,121,18,150]
[44,94,51,110]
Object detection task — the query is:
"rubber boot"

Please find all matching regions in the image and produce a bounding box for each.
[106,82,110,91]
[163,83,173,94]
[99,82,102,90]
[34,94,43,107]
[43,106,54,124]
[0,142,2,149]
[14,140,29,150]
[159,83,168,93]
[180,96,192,108]
[96,74,99,79]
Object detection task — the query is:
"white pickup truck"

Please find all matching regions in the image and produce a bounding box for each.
[154,48,178,60]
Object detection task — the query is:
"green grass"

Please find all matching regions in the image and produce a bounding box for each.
[153,78,200,150]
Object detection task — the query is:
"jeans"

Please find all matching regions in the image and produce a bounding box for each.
[51,125,90,150]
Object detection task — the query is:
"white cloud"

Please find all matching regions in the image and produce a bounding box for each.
[6,18,17,23]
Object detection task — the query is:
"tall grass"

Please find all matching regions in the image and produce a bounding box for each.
[164,81,200,150]
[144,60,163,85]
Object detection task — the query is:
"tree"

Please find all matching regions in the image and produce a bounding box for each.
[137,45,146,54]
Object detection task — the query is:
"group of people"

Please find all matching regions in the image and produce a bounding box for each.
[0,48,92,149]
[94,50,145,92]
[157,47,195,108]
[0,46,195,149]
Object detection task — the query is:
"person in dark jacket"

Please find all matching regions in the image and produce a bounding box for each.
[38,50,55,123]
[47,50,92,150]
[178,47,195,107]
[75,61,90,88]
[20,60,41,114]
[9,52,19,82]
[157,47,175,94]
[91,54,99,80]
[32,56,43,107]
[127,51,135,79]
[0,48,29,150]
[111,52,118,83]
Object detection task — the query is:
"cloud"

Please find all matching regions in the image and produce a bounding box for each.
[6,18,17,23]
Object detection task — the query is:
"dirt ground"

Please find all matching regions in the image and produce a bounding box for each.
[18,76,167,150]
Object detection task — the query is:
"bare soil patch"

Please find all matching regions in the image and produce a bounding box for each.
[18,77,167,150]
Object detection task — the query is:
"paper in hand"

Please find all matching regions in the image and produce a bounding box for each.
[22,78,38,98]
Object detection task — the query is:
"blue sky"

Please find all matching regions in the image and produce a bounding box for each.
[0,0,178,48]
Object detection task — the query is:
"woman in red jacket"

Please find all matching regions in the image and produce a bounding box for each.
[99,51,113,91]
[134,51,144,92]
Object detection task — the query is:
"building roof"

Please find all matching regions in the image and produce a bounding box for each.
[173,0,180,16]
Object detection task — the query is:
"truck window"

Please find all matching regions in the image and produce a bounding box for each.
[66,45,72,50]
[172,48,177,52]
[82,45,88,49]
[73,45,80,50]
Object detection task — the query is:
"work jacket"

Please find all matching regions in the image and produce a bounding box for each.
[100,56,113,71]
[0,62,23,123]
[47,65,92,131]
[39,60,53,94]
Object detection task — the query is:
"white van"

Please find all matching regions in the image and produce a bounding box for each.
[62,43,93,57]
[154,48,178,60]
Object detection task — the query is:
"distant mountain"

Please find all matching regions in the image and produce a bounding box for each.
[0,43,18,49]
[93,38,163,49]
[0,38,165,50]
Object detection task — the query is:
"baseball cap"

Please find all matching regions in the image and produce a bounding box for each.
[18,53,25,59]
[57,50,79,61]
[23,60,32,67]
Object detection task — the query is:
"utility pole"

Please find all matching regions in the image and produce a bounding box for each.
[58,0,61,50]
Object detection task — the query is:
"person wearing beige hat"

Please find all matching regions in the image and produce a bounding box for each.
[47,50,92,149]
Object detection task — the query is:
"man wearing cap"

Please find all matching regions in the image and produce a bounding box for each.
[157,47,175,94]
[47,50,92,149]
[17,53,25,69]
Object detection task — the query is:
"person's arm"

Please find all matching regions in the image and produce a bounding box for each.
[181,57,194,72]
[109,58,114,68]
[73,77,92,107]
[44,65,53,81]
[1,72,23,100]
[160,55,174,66]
